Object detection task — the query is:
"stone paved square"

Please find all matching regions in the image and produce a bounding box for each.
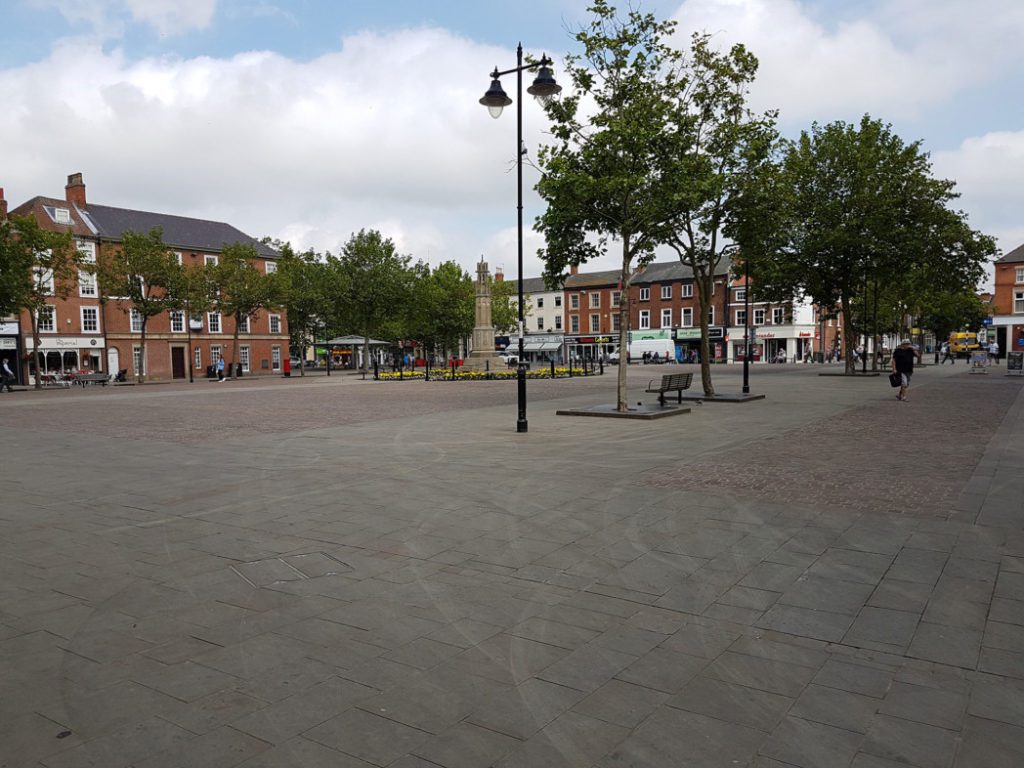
[1,365,1023,766]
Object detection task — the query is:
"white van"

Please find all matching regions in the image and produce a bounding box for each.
[628,338,676,363]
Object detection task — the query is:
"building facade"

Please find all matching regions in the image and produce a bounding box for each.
[9,173,287,384]
[991,244,1024,356]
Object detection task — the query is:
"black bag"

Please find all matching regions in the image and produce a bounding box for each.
[888,372,902,388]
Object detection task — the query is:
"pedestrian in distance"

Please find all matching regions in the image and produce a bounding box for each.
[0,357,14,392]
[216,356,225,381]
[989,339,999,365]
[892,339,921,402]
[940,341,954,365]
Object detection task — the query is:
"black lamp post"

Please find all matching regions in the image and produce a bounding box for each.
[480,45,561,433]
[742,257,751,395]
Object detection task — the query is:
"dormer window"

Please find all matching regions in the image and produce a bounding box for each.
[54,208,71,224]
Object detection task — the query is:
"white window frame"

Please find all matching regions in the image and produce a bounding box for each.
[611,291,621,307]
[639,310,651,329]
[735,288,747,302]
[77,241,97,297]
[54,208,71,225]
[265,260,277,274]
[589,292,601,309]
[170,310,185,333]
[753,309,766,325]
[1015,291,1024,314]
[589,314,600,333]
[80,306,100,333]
[34,266,55,295]
[38,305,56,333]
[554,315,562,330]
[570,315,580,333]
[682,307,693,327]
[681,283,694,298]
[736,309,747,326]
[554,295,562,307]
[772,307,784,325]
[661,285,672,300]
[639,287,650,301]
[611,314,620,331]
[1016,267,1024,284]
[570,294,579,309]
[130,309,144,333]
[132,345,146,375]
[239,345,250,373]
[271,345,281,371]
[238,316,250,334]
[269,314,281,335]
[210,345,222,364]
[660,308,673,328]
[708,307,715,325]
[536,297,544,308]
[536,317,544,330]
[194,346,202,370]
[208,312,222,333]
[204,255,219,267]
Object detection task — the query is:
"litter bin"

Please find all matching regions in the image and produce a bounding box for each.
[206,365,215,379]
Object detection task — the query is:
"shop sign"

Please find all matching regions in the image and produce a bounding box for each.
[798,332,813,337]
[0,322,19,335]
[707,327,724,339]
[0,338,16,349]
[629,329,673,342]
[25,336,105,350]
[673,328,702,340]
[756,331,775,339]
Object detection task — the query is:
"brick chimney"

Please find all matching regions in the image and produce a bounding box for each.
[65,172,86,207]
[570,265,579,275]
[495,267,504,282]
[0,188,7,221]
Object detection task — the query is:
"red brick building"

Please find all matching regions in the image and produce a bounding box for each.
[8,173,287,383]
[991,244,1024,356]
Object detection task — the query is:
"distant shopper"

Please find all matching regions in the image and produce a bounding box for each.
[1,358,14,392]
[892,339,921,402]
[940,341,954,365]
[216,357,225,381]
[989,340,999,364]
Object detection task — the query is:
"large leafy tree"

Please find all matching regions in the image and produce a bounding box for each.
[272,241,325,377]
[167,257,217,382]
[738,115,994,374]
[536,1,679,411]
[917,290,988,348]
[96,228,181,384]
[661,34,778,395]
[409,260,474,361]
[0,215,77,388]
[335,229,414,371]
[211,242,280,378]
[492,278,532,336]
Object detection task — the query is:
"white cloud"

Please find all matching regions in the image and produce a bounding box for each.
[932,131,1024,255]
[32,0,216,37]
[670,0,1024,124]
[0,28,556,276]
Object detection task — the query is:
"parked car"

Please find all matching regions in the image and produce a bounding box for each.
[288,357,303,370]
[607,351,620,364]
[500,352,519,365]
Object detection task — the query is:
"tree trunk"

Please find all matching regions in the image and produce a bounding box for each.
[695,269,715,397]
[841,296,855,374]
[231,313,241,379]
[617,237,631,412]
[138,319,148,384]
[31,315,41,390]
[299,343,305,377]
[363,335,370,373]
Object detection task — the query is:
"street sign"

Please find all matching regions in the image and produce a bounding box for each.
[1008,351,1023,376]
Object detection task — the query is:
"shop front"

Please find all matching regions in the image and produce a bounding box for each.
[727,325,815,363]
[0,322,24,385]
[25,335,106,383]
[563,335,613,363]
[507,334,566,364]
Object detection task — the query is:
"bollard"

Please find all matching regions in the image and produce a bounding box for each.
[550,360,555,378]
[373,359,379,380]
[450,360,456,380]
[425,364,430,381]
[599,358,604,375]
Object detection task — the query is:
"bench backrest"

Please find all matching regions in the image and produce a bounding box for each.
[661,372,692,389]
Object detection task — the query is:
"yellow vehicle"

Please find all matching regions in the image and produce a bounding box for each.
[949,332,980,358]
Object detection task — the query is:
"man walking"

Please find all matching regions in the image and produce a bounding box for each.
[0,358,14,392]
[989,339,999,365]
[939,341,954,364]
[892,340,921,402]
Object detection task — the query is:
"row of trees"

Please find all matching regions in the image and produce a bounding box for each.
[271,229,521,375]
[535,1,995,408]
[0,219,519,387]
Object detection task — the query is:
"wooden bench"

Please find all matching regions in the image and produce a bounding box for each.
[75,372,109,387]
[646,372,693,406]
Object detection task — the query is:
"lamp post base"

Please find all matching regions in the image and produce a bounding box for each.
[517,365,528,433]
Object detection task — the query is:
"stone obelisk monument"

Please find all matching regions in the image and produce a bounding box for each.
[463,258,506,372]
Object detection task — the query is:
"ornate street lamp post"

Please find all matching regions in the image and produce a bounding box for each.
[742,256,752,395]
[480,45,560,433]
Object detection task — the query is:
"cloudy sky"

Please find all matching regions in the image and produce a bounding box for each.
[2,0,1022,282]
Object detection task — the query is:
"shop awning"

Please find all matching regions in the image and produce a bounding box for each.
[521,340,546,352]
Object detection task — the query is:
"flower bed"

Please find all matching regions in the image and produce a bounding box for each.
[377,368,591,381]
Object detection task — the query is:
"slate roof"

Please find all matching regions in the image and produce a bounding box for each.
[83,204,278,258]
[565,269,622,289]
[997,244,1024,264]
